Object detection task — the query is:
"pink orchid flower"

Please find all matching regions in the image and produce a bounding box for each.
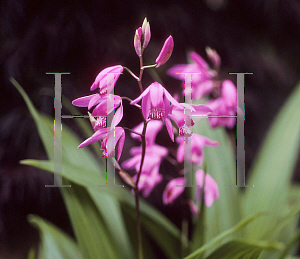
[188,200,199,217]
[130,120,163,145]
[168,103,212,138]
[167,51,215,99]
[207,80,237,128]
[155,36,174,68]
[130,82,182,141]
[195,169,219,207]
[122,144,168,174]
[72,93,122,116]
[122,121,167,196]
[176,134,219,166]
[132,164,162,197]
[90,65,123,94]
[162,170,219,208]
[122,148,166,197]
[77,101,125,161]
[162,177,185,205]
[78,125,125,161]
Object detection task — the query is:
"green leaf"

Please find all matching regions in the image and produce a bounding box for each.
[121,197,181,259]
[243,81,300,241]
[11,78,54,160]
[192,117,241,247]
[61,182,121,259]
[88,189,135,259]
[205,239,284,259]
[27,247,36,259]
[184,213,265,259]
[262,197,300,240]
[12,77,103,180]
[28,214,83,259]
[277,227,300,259]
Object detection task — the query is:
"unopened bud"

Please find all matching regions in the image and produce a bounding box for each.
[155,35,174,68]
[134,27,142,56]
[205,46,221,69]
[142,20,151,48]
[119,170,136,188]
[142,17,148,35]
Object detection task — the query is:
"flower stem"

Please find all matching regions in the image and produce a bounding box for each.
[138,56,144,93]
[123,66,139,81]
[123,127,143,137]
[133,120,147,259]
[134,188,143,259]
[141,64,157,69]
[121,96,142,109]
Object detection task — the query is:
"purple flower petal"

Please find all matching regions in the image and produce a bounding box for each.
[149,82,164,108]
[72,94,99,107]
[78,128,107,148]
[165,118,174,142]
[155,36,174,68]
[163,177,184,205]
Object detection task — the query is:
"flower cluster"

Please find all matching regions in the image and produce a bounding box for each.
[72,18,230,216]
[167,47,238,129]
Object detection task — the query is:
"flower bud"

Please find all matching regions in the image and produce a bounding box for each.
[134,27,142,56]
[142,18,151,48]
[205,46,221,68]
[155,35,174,68]
[141,17,148,35]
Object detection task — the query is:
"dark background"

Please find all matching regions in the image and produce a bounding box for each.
[1,0,300,258]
